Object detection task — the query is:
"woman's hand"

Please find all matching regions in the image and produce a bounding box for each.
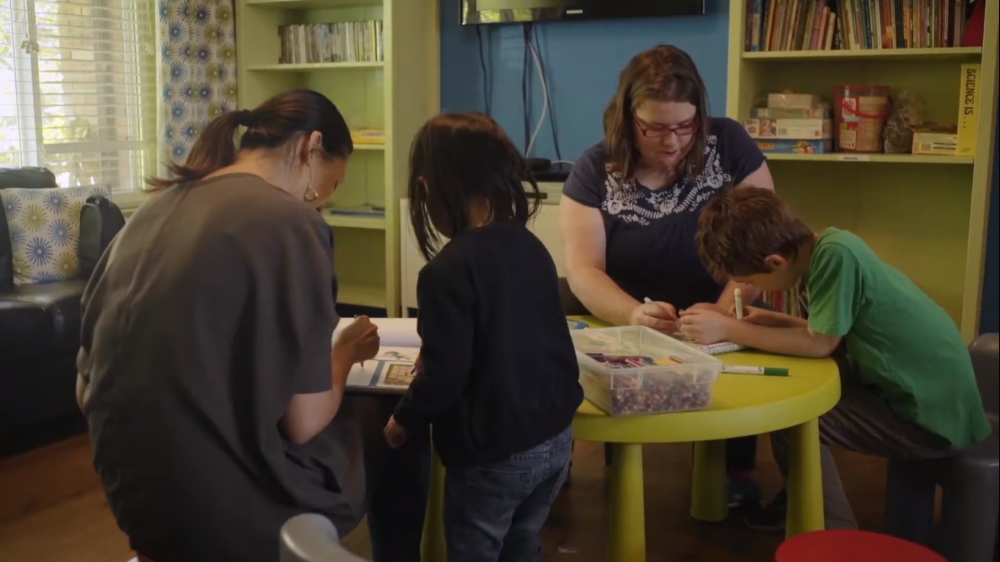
[678,309,736,344]
[384,415,408,449]
[629,300,678,332]
[685,302,727,315]
[333,316,380,364]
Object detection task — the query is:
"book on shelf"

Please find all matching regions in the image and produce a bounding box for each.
[351,128,384,145]
[746,0,970,52]
[327,203,385,217]
[278,21,383,64]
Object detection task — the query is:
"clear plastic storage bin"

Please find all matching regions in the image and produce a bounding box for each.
[571,326,723,416]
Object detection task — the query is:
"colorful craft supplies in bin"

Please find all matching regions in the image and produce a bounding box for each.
[570,326,722,416]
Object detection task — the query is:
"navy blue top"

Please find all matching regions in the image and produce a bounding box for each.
[562,117,766,311]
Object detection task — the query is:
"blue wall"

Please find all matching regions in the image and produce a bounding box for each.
[439,0,730,160]
[438,0,998,331]
[982,124,999,334]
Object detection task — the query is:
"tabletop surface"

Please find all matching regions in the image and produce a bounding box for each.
[571,316,842,443]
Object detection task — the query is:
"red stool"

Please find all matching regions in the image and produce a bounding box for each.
[776,529,945,562]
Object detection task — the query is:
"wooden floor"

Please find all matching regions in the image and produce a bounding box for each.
[0,435,896,562]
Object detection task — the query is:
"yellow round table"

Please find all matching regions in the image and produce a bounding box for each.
[420,317,841,562]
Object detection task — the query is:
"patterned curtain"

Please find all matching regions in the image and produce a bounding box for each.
[158,0,238,173]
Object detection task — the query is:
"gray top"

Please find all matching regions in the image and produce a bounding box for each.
[78,174,364,561]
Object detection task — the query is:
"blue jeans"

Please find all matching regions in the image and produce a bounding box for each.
[444,427,573,562]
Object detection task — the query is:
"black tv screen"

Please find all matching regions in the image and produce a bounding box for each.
[461,0,705,25]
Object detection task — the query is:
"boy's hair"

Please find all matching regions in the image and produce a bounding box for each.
[407,112,540,261]
[696,187,814,281]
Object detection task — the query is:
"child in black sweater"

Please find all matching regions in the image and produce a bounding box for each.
[383,112,583,562]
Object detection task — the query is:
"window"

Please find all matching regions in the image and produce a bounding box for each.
[0,0,155,194]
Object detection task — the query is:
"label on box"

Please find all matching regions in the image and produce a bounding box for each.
[912,130,959,155]
[744,118,832,140]
[755,139,833,154]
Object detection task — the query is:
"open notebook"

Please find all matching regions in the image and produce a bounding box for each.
[334,318,421,392]
[683,341,744,355]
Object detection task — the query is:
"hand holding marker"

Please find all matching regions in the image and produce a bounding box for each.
[724,288,788,376]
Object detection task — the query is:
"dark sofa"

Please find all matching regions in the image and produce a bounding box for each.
[1,171,124,456]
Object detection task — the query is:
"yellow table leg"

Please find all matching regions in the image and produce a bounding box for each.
[607,443,646,562]
[421,451,447,562]
[785,418,824,538]
[689,440,728,522]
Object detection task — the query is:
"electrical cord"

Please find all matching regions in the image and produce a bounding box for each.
[525,38,549,158]
[521,24,531,152]
[531,25,563,161]
[475,25,491,115]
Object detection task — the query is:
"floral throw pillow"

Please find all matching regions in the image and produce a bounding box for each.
[1,186,113,285]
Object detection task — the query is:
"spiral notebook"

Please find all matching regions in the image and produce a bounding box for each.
[684,341,744,355]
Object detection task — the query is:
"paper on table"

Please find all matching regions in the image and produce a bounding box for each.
[333,317,420,347]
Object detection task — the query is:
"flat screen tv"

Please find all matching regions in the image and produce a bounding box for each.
[460,0,705,25]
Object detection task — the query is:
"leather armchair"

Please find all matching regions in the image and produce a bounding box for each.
[1,181,125,456]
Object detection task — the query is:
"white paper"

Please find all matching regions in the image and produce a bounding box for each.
[333,317,420,348]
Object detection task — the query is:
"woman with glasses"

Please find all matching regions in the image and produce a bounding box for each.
[558,45,774,509]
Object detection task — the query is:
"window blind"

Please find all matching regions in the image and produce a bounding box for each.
[0,0,155,192]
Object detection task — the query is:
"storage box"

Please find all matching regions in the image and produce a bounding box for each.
[749,106,833,119]
[766,92,823,110]
[571,326,722,416]
[744,118,832,140]
[754,139,833,154]
[913,126,959,155]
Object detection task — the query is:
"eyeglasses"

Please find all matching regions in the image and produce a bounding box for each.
[633,114,698,139]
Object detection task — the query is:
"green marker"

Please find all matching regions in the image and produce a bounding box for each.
[723,365,789,377]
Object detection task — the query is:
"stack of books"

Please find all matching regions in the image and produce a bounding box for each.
[746,0,970,52]
[278,21,383,64]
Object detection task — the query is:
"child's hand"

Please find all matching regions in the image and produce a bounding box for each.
[686,302,727,315]
[384,416,408,449]
[629,300,678,332]
[729,304,776,326]
[334,316,380,364]
[678,309,735,344]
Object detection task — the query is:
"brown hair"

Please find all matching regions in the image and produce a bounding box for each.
[408,112,540,261]
[603,45,711,181]
[148,89,353,190]
[696,187,814,281]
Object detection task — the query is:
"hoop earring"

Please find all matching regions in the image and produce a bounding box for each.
[302,161,318,202]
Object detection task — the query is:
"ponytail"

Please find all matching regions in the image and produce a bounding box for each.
[146,89,353,191]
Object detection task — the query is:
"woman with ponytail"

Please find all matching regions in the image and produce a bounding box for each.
[75,90,383,560]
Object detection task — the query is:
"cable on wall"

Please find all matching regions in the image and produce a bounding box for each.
[530,25,563,162]
[521,23,532,152]
[475,25,492,115]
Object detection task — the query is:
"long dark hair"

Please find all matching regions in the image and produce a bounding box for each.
[148,89,353,190]
[407,112,540,261]
[603,45,711,181]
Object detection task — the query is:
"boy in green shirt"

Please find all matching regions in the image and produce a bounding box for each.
[681,187,991,531]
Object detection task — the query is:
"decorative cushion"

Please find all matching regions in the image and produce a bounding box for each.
[1,186,112,285]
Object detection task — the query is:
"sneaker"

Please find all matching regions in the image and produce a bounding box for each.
[743,490,787,533]
[727,477,762,508]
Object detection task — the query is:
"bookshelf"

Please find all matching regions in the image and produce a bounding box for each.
[236,0,440,315]
[727,1,999,341]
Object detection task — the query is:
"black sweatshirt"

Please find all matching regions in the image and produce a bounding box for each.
[393,220,583,467]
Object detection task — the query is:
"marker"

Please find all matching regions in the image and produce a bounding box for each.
[724,365,789,376]
[643,297,652,304]
[734,288,744,320]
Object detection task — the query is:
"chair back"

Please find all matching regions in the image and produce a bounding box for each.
[558,277,589,316]
[969,333,999,416]
[279,514,367,562]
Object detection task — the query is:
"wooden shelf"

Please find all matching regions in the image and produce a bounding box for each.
[743,47,982,62]
[764,153,974,164]
[247,62,383,72]
[338,283,386,308]
[324,213,386,230]
[353,143,384,151]
[244,0,380,9]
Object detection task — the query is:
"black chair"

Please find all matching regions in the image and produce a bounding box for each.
[884,333,999,562]
[1,170,125,455]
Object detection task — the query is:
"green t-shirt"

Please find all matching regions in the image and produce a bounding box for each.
[807,228,991,448]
